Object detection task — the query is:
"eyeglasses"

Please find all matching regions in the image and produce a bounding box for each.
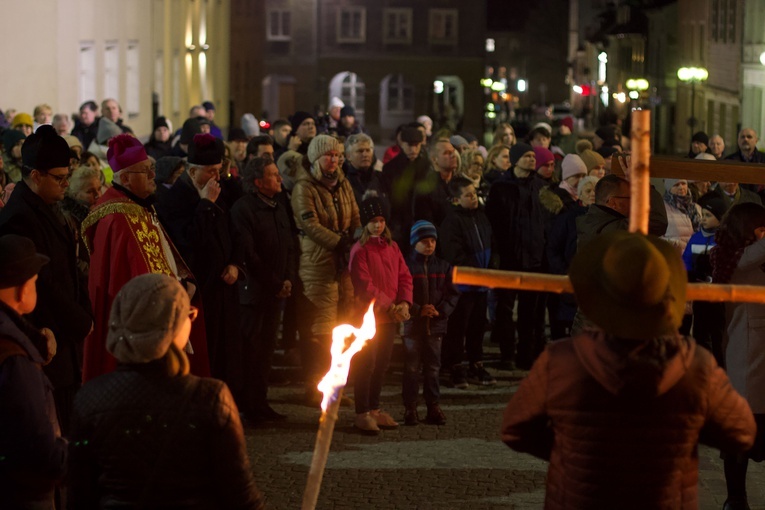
[46,172,70,185]
[188,306,199,322]
[125,165,156,175]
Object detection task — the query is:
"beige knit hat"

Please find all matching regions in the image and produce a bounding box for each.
[106,274,190,363]
[307,134,340,165]
[578,149,605,172]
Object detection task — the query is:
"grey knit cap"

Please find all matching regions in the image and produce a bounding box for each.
[106,274,190,363]
[307,134,340,165]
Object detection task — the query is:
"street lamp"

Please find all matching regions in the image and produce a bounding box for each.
[626,78,649,107]
[677,67,708,141]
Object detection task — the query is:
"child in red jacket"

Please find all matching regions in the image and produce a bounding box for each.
[349,191,413,434]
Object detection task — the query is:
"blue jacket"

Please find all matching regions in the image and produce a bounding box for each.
[403,251,459,336]
[682,228,717,282]
[0,302,67,507]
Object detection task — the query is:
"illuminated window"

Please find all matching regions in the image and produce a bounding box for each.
[383,8,412,44]
[429,9,458,45]
[337,7,366,44]
[126,41,139,117]
[268,10,291,41]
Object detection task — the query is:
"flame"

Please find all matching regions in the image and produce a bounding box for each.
[317,301,377,411]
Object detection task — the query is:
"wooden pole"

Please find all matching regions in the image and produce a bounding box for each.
[629,110,651,234]
[453,267,765,304]
[301,389,343,510]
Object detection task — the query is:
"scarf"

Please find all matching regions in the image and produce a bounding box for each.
[664,190,700,231]
[559,180,578,201]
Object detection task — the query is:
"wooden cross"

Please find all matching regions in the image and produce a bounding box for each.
[453,110,765,304]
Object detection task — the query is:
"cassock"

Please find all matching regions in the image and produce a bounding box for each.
[81,184,210,381]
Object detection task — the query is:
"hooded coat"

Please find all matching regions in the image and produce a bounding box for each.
[502,332,755,510]
[291,163,360,335]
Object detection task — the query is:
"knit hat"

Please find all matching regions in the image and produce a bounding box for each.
[531,123,552,137]
[560,117,574,131]
[359,190,386,225]
[329,97,345,109]
[155,156,185,184]
[106,273,190,364]
[153,116,169,131]
[188,133,224,166]
[228,127,249,142]
[340,106,356,118]
[307,134,339,165]
[21,125,71,171]
[290,111,314,134]
[510,142,534,165]
[2,129,25,152]
[691,131,709,145]
[533,147,555,170]
[400,126,424,144]
[0,234,49,289]
[410,220,438,246]
[180,117,203,145]
[11,112,33,128]
[579,149,605,172]
[97,117,122,145]
[202,101,215,111]
[663,178,686,190]
[63,135,82,150]
[450,135,469,148]
[107,134,149,172]
[698,194,729,221]
[561,154,587,180]
[569,231,686,339]
[240,113,260,137]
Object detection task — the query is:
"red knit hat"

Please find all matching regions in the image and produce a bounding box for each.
[107,134,148,172]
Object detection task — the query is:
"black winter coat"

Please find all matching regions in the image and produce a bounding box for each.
[0,180,92,388]
[230,192,297,304]
[403,252,459,336]
[486,171,546,270]
[68,362,264,509]
[439,206,493,272]
[0,303,67,507]
[381,151,432,249]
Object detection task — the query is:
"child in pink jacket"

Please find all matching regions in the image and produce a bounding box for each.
[349,191,413,434]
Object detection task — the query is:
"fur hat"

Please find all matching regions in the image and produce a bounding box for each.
[307,134,339,165]
[410,220,438,246]
[188,133,224,166]
[11,112,33,128]
[561,154,587,180]
[698,195,729,221]
[579,149,605,172]
[107,134,148,172]
[569,231,686,339]
[21,125,70,171]
[533,147,555,170]
[97,118,122,145]
[240,113,260,138]
[510,142,534,165]
[106,273,190,364]
[359,190,386,225]
[0,234,49,289]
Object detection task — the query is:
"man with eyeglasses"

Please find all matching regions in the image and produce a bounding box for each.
[156,133,243,393]
[82,134,210,382]
[0,125,93,434]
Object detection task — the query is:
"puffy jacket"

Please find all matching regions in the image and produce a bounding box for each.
[68,361,264,510]
[662,200,700,255]
[403,251,459,336]
[502,332,755,510]
[349,236,413,323]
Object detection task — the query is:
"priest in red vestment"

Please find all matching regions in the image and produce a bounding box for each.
[81,134,210,381]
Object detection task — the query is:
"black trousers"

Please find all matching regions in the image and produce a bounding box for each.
[442,291,487,367]
[240,297,283,414]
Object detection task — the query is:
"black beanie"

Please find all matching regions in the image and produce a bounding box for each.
[359,191,386,225]
[153,116,169,131]
[180,118,203,145]
[290,111,314,134]
[21,125,70,171]
[698,194,729,221]
[510,142,534,165]
[691,131,709,146]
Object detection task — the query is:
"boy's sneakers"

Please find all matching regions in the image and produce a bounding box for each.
[425,403,446,425]
[370,409,399,429]
[450,364,469,389]
[467,362,497,386]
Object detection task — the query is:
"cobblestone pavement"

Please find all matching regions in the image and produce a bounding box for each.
[245,346,765,510]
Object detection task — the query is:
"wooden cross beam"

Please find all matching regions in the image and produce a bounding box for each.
[452,110,765,304]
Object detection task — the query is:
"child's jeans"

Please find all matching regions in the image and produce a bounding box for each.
[402,333,442,406]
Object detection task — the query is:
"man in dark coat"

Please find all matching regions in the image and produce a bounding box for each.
[155,133,243,396]
[343,133,385,207]
[71,101,100,149]
[0,126,93,433]
[230,157,297,423]
[0,235,68,509]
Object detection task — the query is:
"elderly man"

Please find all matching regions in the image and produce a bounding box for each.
[709,134,726,159]
[72,101,100,148]
[231,157,296,423]
[156,133,242,387]
[343,133,383,206]
[502,231,755,509]
[0,126,93,433]
[82,134,209,381]
[101,98,133,134]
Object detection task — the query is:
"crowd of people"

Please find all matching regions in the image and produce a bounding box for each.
[2,95,765,508]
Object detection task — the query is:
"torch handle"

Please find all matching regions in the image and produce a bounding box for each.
[301,388,344,510]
